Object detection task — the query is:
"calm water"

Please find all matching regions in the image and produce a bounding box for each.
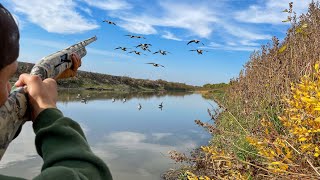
[0,90,215,180]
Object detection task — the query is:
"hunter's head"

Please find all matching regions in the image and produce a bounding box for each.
[0,4,19,105]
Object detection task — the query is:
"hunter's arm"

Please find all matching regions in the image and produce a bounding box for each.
[32,108,112,180]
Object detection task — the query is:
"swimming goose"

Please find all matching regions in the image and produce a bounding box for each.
[138,103,142,110]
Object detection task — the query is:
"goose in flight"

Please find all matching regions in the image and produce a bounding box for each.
[187,40,205,45]
[138,103,142,110]
[81,98,88,104]
[102,20,116,25]
[128,50,147,56]
[145,63,165,68]
[190,49,209,55]
[153,50,170,55]
[115,47,130,51]
[76,94,81,99]
[125,35,146,39]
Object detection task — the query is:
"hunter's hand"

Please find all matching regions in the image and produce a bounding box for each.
[15,74,58,121]
[55,53,81,80]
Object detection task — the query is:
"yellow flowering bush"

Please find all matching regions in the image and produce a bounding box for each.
[247,63,320,176]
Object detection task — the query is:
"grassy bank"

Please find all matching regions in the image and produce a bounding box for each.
[164,2,320,179]
[13,62,196,92]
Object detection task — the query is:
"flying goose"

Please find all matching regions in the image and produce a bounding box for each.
[102,20,116,25]
[190,49,209,55]
[187,40,205,45]
[153,50,170,55]
[128,50,147,56]
[115,47,130,51]
[145,63,165,68]
[125,35,146,39]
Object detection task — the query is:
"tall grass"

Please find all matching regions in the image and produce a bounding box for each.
[163,2,320,179]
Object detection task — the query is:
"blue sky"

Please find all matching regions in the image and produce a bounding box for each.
[2,0,312,86]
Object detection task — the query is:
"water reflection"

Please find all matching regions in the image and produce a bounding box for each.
[0,90,215,180]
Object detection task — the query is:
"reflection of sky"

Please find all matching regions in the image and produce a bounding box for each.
[0,92,214,179]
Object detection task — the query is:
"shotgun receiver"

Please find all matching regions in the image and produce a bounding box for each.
[0,36,97,160]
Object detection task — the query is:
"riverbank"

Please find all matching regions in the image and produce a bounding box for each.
[13,61,196,92]
[163,2,320,179]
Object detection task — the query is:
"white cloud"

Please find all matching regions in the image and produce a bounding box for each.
[118,21,157,35]
[203,41,260,52]
[82,0,132,11]
[110,1,218,38]
[235,0,312,24]
[161,31,182,41]
[11,0,99,34]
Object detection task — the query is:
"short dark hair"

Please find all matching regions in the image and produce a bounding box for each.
[0,3,19,70]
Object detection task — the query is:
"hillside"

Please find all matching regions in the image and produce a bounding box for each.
[13,61,195,91]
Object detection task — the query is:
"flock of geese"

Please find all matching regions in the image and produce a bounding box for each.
[103,19,209,68]
[77,94,164,110]
[76,19,208,108]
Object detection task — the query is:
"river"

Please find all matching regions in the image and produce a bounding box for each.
[0,90,215,180]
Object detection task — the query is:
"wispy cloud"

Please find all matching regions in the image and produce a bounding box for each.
[235,0,312,24]
[109,1,218,38]
[11,0,98,34]
[161,31,182,41]
[203,41,260,52]
[82,0,132,11]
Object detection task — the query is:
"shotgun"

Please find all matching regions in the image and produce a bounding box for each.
[0,36,97,160]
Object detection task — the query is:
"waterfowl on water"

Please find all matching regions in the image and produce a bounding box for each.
[158,102,163,110]
[138,103,142,110]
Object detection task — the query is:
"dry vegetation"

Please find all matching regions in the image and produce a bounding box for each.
[163,2,320,179]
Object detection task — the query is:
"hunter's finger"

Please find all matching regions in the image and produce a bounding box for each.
[15,74,42,87]
[43,78,57,89]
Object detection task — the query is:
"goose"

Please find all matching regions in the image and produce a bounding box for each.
[187,40,205,45]
[102,20,116,25]
[158,102,163,110]
[115,47,130,51]
[76,94,81,99]
[123,98,126,103]
[145,63,165,68]
[86,94,91,98]
[128,50,147,56]
[112,98,115,103]
[153,50,170,55]
[190,49,209,55]
[138,103,142,110]
[125,35,146,39]
[81,98,87,104]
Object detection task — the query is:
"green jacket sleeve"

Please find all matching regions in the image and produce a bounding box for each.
[32,108,113,180]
